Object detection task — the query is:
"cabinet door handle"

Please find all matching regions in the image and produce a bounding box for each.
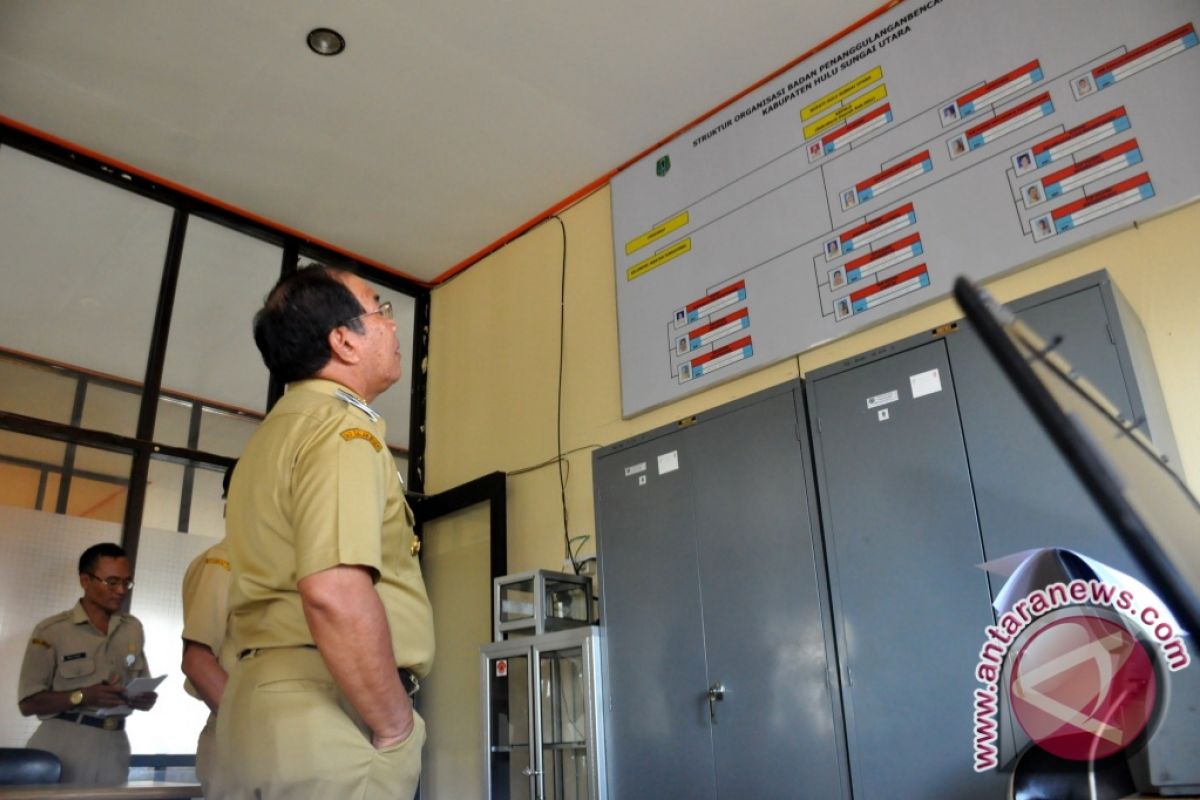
[707,682,726,722]
[522,766,543,777]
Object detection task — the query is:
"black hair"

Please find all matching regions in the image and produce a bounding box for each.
[252,265,366,384]
[79,543,127,575]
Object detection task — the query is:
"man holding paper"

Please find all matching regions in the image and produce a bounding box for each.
[17,542,158,784]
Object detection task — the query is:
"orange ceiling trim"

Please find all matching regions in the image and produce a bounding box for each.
[432,0,905,286]
[0,113,431,289]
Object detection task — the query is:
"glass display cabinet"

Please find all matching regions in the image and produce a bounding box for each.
[494,569,594,641]
[481,627,607,800]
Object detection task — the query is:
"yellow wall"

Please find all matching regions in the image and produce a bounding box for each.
[420,190,1200,797]
[429,190,1199,557]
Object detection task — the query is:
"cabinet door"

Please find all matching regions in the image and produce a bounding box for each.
[949,285,1200,789]
[950,285,1137,573]
[595,434,716,800]
[596,384,847,800]
[485,650,536,800]
[809,340,1007,799]
[537,645,589,800]
[691,389,847,799]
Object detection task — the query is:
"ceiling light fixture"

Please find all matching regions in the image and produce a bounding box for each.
[306,28,345,56]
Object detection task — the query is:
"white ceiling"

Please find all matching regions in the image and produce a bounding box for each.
[0,0,886,284]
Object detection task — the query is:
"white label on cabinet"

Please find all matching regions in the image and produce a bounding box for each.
[624,462,647,477]
[867,390,899,409]
[910,368,943,399]
[658,451,680,474]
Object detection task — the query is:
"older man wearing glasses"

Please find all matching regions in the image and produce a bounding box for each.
[215,265,433,800]
[17,542,157,784]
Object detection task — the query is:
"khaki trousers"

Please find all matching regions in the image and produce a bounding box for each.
[27,717,131,785]
[213,647,424,800]
[195,711,217,796]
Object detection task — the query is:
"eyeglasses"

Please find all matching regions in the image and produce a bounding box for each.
[343,300,393,327]
[87,574,134,590]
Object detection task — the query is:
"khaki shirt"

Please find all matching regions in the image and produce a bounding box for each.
[226,379,434,677]
[181,540,236,700]
[18,602,150,717]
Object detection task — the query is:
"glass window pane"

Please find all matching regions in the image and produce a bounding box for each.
[154,396,196,450]
[142,458,185,532]
[360,278,416,452]
[0,145,174,434]
[0,430,129,523]
[0,462,45,510]
[153,396,260,460]
[74,441,135,479]
[142,458,230,540]
[65,474,127,523]
[0,429,66,471]
[129,456,230,755]
[196,407,259,460]
[79,382,140,439]
[157,215,280,424]
[186,466,228,538]
[0,354,78,424]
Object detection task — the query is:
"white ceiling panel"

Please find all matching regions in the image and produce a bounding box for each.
[0,0,886,282]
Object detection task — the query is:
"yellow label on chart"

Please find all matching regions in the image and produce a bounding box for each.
[801,66,884,121]
[627,238,692,281]
[625,211,690,255]
[803,84,888,140]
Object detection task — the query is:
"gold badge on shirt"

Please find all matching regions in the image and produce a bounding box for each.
[340,428,383,452]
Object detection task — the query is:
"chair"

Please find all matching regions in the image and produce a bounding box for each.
[0,748,63,785]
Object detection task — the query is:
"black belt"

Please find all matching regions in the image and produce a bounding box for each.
[55,711,125,731]
[238,646,421,697]
[398,668,421,697]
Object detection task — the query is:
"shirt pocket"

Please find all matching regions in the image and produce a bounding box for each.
[58,655,97,681]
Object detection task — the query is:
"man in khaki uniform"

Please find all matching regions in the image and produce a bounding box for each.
[214,265,434,799]
[17,542,157,785]
[181,462,237,796]
[180,537,232,793]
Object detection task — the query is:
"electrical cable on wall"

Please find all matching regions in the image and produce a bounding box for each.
[440,207,600,573]
[506,444,602,476]
[553,215,580,574]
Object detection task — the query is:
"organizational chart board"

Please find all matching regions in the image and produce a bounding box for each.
[610,0,1200,417]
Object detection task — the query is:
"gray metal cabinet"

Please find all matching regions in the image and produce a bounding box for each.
[807,271,1193,797]
[807,338,1008,800]
[949,275,1181,587]
[482,627,608,800]
[594,382,848,800]
[945,273,1195,791]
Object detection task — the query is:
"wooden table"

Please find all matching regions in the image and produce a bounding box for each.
[0,781,201,799]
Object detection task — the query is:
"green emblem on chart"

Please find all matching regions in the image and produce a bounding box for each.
[656,155,671,177]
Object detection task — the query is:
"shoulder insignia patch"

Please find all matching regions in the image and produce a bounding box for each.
[204,557,231,571]
[30,638,51,649]
[340,428,383,452]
